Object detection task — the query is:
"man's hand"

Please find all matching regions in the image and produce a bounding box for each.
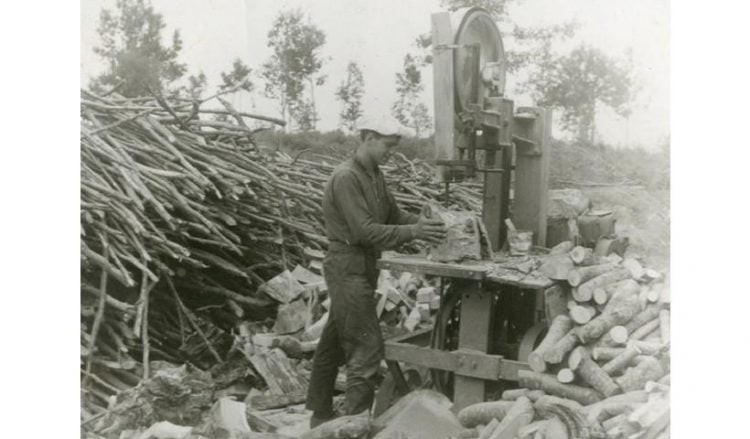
[413,216,447,244]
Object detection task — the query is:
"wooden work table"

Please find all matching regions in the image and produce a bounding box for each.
[377,253,556,289]
[376,253,558,410]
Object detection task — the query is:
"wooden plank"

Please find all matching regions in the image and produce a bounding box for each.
[248,348,308,395]
[454,284,493,410]
[432,12,455,182]
[512,107,552,246]
[384,343,505,381]
[498,359,531,381]
[246,390,306,411]
[377,255,489,280]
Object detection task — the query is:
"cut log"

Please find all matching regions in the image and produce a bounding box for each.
[647,288,661,303]
[526,390,546,402]
[246,390,306,410]
[658,283,670,305]
[501,388,531,401]
[582,390,648,422]
[601,413,627,431]
[528,315,574,373]
[516,420,549,439]
[621,258,644,280]
[573,268,630,302]
[568,346,621,397]
[593,279,640,306]
[609,326,628,344]
[543,329,579,364]
[556,368,575,384]
[539,254,575,281]
[657,374,670,386]
[457,400,514,428]
[593,236,629,257]
[630,318,660,341]
[575,294,641,344]
[659,310,670,344]
[629,340,665,356]
[533,395,594,439]
[486,396,534,439]
[542,416,568,439]
[624,304,662,334]
[615,357,665,392]
[477,418,499,439]
[628,396,669,429]
[299,411,370,439]
[606,420,639,438]
[549,241,575,255]
[643,268,662,281]
[570,304,597,324]
[591,346,624,362]
[602,342,641,376]
[569,246,595,266]
[517,370,603,405]
[644,381,670,394]
[567,264,615,287]
[458,427,481,439]
[247,348,308,396]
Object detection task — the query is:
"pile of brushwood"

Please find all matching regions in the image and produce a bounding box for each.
[79,89,482,426]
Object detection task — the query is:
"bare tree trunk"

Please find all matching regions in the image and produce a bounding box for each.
[308,77,318,131]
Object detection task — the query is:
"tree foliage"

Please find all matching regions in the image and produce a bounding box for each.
[335,62,365,132]
[261,9,326,131]
[220,59,254,92]
[91,0,186,97]
[439,0,512,17]
[392,53,432,137]
[531,45,635,144]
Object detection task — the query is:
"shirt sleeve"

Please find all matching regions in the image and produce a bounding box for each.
[332,170,415,249]
[386,185,420,225]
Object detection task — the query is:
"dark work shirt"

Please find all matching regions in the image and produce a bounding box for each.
[322,156,419,253]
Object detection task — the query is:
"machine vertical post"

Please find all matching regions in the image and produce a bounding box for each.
[453,283,493,410]
[512,107,552,246]
[481,98,514,251]
[431,12,455,183]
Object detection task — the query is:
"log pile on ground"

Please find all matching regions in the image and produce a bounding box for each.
[500,242,671,438]
[79,89,480,437]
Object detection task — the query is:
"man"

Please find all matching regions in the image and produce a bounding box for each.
[305,115,447,428]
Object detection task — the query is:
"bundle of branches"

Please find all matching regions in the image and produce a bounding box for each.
[79,89,481,419]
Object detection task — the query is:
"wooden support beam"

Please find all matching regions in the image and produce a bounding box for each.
[453,284,494,410]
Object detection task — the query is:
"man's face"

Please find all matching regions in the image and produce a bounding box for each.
[365,133,400,165]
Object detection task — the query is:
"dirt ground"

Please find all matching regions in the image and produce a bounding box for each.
[579,185,670,272]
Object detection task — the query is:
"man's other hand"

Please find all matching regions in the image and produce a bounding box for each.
[413,216,447,244]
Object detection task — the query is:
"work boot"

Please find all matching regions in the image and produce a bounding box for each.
[309,412,337,429]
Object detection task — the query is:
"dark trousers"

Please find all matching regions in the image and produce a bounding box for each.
[306,251,384,417]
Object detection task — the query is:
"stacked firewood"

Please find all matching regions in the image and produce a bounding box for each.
[79,89,482,420]
[456,242,670,439]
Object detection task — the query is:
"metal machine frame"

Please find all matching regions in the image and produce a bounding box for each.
[377,7,554,412]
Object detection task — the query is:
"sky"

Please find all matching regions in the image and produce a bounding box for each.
[80,0,669,149]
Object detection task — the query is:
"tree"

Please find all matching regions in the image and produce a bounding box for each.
[335,62,365,132]
[530,45,636,144]
[439,0,510,18]
[91,0,187,97]
[261,9,326,131]
[392,54,432,137]
[219,59,254,92]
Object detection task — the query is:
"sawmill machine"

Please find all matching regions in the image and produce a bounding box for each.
[377,7,554,410]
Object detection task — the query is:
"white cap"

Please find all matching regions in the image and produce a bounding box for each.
[357,114,414,137]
